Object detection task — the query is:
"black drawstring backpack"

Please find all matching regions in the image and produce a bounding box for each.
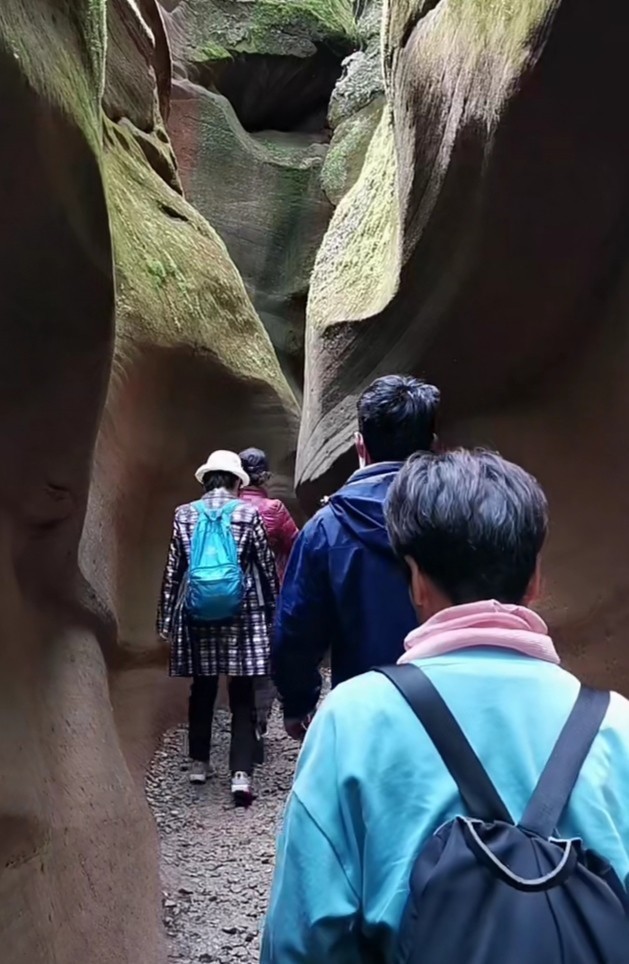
[376,665,629,963]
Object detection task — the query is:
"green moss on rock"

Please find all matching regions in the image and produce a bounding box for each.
[445,0,556,68]
[197,40,233,62]
[0,0,106,152]
[103,118,298,412]
[241,0,358,51]
[308,103,400,330]
[185,0,358,64]
[322,96,384,205]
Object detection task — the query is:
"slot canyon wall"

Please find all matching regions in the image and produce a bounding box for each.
[3,0,629,961]
[161,0,384,394]
[299,0,629,694]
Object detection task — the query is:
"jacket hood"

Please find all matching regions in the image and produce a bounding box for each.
[328,463,402,555]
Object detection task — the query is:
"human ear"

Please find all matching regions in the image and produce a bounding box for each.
[404,556,428,610]
[355,431,367,468]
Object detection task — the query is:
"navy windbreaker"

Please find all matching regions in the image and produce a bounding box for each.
[272,463,418,718]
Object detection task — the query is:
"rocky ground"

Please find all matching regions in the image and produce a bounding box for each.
[146,707,301,963]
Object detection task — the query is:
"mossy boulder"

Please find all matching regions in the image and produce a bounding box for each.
[170,0,358,64]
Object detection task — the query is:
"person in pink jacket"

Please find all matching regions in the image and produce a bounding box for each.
[239,448,299,582]
[239,447,300,754]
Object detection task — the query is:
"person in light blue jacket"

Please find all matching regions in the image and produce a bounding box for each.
[261,449,629,963]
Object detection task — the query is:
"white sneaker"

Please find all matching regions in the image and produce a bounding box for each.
[189,761,208,784]
[231,771,253,805]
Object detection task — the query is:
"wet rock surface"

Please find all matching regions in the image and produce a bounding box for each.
[146,708,300,963]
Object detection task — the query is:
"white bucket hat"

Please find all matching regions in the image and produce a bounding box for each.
[194,450,250,487]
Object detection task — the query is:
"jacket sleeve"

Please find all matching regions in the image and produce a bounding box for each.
[261,699,362,964]
[156,517,186,638]
[274,500,299,558]
[251,509,280,609]
[272,518,332,719]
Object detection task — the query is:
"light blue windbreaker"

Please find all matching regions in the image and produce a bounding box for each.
[261,650,629,963]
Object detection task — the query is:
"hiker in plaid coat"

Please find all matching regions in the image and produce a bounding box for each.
[157,450,279,803]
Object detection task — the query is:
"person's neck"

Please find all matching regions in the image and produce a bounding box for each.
[357,459,404,472]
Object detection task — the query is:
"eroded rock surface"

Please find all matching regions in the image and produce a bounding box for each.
[322,0,384,204]
[0,1,298,961]
[162,0,364,390]
[299,0,629,692]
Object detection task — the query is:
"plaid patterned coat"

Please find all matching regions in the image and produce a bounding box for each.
[157,491,279,677]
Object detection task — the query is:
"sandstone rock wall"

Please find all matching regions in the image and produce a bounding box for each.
[299,0,629,692]
[6,0,628,958]
[0,1,299,961]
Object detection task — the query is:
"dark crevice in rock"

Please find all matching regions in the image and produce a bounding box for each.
[159,201,189,221]
[192,46,347,134]
[400,0,443,49]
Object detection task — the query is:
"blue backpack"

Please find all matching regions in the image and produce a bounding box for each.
[185,500,243,621]
[377,666,629,964]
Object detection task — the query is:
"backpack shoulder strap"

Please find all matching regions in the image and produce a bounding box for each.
[376,665,512,823]
[220,499,241,515]
[193,499,213,520]
[519,685,610,837]
[195,499,239,521]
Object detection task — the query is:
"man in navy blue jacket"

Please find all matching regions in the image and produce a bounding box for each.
[273,374,441,736]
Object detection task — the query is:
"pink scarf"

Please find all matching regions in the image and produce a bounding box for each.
[399,600,559,664]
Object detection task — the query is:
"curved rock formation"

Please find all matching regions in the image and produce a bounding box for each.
[300,0,629,691]
[1,0,298,960]
[167,80,331,392]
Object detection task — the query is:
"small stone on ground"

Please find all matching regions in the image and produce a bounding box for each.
[146,707,300,963]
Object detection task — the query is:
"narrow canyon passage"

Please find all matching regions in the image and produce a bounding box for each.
[146,708,300,963]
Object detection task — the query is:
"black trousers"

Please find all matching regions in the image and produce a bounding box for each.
[188,676,257,775]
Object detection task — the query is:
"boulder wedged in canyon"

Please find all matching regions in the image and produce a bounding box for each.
[1,0,299,961]
[163,0,357,67]
[163,0,361,390]
[299,0,629,692]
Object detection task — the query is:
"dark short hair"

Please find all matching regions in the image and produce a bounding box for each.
[239,447,269,486]
[385,449,548,605]
[202,471,239,492]
[357,375,440,463]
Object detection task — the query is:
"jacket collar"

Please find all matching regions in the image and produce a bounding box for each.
[346,462,404,485]
[242,484,268,498]
[399,600,560,665]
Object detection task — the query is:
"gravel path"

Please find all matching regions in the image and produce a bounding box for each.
[146,707,300,963]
